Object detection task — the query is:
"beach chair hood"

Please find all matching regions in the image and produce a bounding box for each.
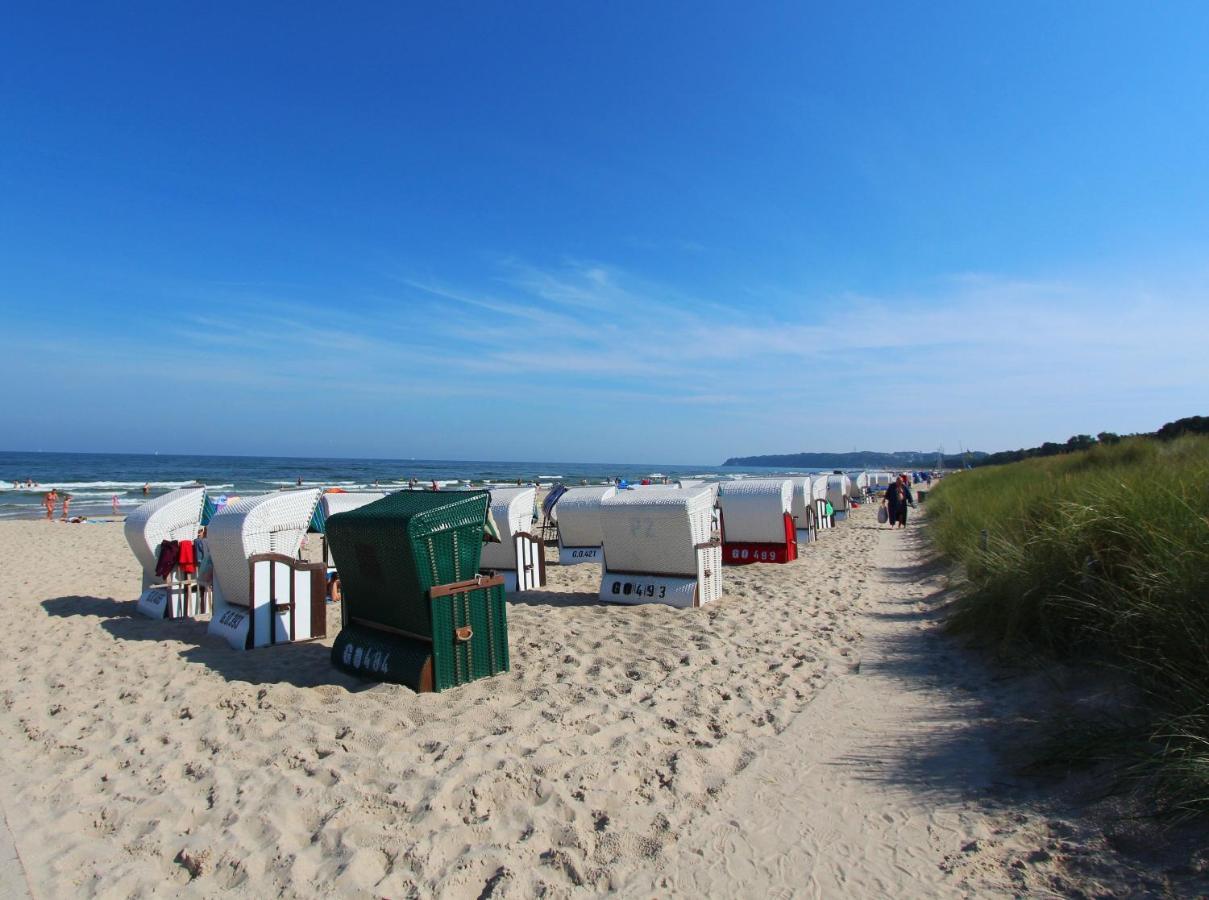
[599,486,714,577]
[555,485,618,549]
[206,489,321,608]
[717,479,793,543]
[123,486,207,578]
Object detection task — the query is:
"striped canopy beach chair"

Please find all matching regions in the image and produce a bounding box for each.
[206,489,325,650]
[326,491,509,692]
[125,485,207,619]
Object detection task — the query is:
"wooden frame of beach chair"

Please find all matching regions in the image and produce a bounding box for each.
[811,476,834,531]
[326,491,510,692]
[718,479,798,565]
[598,486,722,608]
[205,489,325,650]
[479,487,545,591]
[554,485,617,565]
[125,486,208,619]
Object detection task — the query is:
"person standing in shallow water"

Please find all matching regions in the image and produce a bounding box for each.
[43,489,57,520]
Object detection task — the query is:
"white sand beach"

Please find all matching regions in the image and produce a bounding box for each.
[0,504,1105,897]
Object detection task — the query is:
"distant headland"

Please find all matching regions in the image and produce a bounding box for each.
[721,450,984,469]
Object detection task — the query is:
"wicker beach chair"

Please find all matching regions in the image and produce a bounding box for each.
[790,477,818,545]
[598,486,721,608]
[553,485,616,565]
[206,489,325,649]
[852,472,872,501]
[312,491,388,574]
[326,491,509,692]
[718,479,798,565]
[479,487,545,591]
[811,475,834,532]
[125,486,207,619]
[826,474,853,522]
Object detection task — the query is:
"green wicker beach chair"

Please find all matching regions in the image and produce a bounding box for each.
[326,491,509,692]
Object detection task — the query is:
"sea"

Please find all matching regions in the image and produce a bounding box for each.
[0,451,819,520]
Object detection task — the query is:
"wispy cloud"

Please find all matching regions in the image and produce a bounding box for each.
[6,259,1207,459]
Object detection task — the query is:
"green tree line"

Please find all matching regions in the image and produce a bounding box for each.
[973,415,1209,467]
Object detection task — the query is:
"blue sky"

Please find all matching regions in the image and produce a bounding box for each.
[2,3,1208,463]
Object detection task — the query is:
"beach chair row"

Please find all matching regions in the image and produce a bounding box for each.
[122,476,864,692]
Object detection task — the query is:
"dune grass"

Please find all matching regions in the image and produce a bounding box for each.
[927,436,1209,812]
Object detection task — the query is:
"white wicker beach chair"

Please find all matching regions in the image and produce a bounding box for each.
[826,474,853,521]
[554,485,617,565]
[124,486,207,619]
[205,489,325,650]
[598,486,721,608]
[717,479,797,565]
[790,477,817,545]
[479,486,545,591]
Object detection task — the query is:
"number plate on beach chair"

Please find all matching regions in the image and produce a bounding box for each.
[599,572,698,608]
[558,545,602,565]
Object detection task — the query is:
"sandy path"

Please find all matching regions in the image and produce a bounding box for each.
[627,524,1010,897]
[0,781,31,900]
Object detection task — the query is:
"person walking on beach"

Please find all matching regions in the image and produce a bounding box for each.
[883,475,915,528]
[882,478,906,529]
[112,494,120,516]
[43,489,57,520]
[60,493,72,521]
[900,474,916,520]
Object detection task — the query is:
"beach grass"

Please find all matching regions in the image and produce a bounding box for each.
[927,436,1209,812]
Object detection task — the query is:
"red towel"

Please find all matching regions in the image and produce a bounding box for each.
[177,539,197,574]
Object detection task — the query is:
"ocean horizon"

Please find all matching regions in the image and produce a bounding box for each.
[0,450,821,520]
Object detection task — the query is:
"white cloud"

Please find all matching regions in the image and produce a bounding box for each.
[6,261,1206,459]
